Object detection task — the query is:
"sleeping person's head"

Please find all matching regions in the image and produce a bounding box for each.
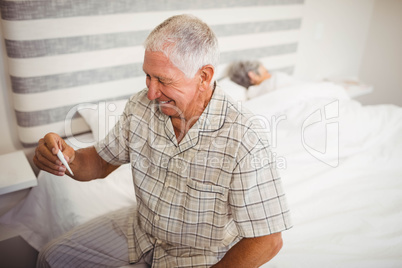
[227,60,271,88]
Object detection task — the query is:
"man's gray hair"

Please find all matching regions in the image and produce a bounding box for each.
[227,61,261,88]
[144,14,219,78]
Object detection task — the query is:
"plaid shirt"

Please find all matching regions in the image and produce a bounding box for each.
[95,85,292,267]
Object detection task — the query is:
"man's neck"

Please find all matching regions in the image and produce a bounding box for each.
[171,82,215,143]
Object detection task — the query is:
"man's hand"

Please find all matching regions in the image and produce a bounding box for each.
[212,232,283,268]
[34,132,75,177]
[33,132,120,181]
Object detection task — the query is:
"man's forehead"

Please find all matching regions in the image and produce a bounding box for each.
[143,52,182,80]
[142,65,174,81]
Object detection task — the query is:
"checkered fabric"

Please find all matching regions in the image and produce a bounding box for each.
[95,85,292,267]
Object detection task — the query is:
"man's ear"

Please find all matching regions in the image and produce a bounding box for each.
[248,71,258,84]
[199,65,215,91]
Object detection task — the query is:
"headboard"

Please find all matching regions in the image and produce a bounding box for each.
[1,0,304,146]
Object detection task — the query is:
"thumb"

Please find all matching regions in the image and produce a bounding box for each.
[44,132,62,155]
[52,140,63,155]
[59,138,75,164]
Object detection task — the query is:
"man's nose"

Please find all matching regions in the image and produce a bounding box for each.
[147,80,161,100]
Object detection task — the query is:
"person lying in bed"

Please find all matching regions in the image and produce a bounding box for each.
[33,14,292,268]
[227,60,297,99]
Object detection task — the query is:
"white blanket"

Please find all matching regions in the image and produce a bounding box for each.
[244,83,402,267]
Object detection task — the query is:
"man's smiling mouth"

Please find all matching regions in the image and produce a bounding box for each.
[159,100,173,104]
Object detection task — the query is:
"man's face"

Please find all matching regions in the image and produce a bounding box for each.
[143,50,203,122]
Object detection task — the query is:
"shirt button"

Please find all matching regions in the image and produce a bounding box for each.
[154,215,160,221]
[156,239,162,245]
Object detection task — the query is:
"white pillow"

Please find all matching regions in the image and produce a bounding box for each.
[218,78,247,102]
[78,99,128,141]
[246,72,303,100]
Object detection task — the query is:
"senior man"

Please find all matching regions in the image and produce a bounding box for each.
[34,14,292,267]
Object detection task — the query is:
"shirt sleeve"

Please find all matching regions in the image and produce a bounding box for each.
[94,98,133,166]
[229,129,292,238]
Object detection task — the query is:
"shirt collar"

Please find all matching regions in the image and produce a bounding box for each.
[156,82,228,151]
[195,82,227,132]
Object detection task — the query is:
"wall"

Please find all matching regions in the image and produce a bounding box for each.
[357,0,402,106]
[295,0,374,80]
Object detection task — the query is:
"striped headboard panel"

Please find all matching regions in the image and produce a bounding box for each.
[1,0,304,146]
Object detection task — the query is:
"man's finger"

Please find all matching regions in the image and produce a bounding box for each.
[37,139,60,165]
[33,155,66,176]
[35,147,64,172]
[43,132,61,155]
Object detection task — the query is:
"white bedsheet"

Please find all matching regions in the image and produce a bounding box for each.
[1,82,402,267]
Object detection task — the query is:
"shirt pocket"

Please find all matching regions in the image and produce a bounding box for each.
[168,180,231,248]
[184,179,228,225]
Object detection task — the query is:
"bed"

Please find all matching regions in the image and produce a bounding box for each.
[2,0,402,267]
[239,78,402,267]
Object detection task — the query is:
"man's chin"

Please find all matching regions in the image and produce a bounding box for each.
[158,104,180,117]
